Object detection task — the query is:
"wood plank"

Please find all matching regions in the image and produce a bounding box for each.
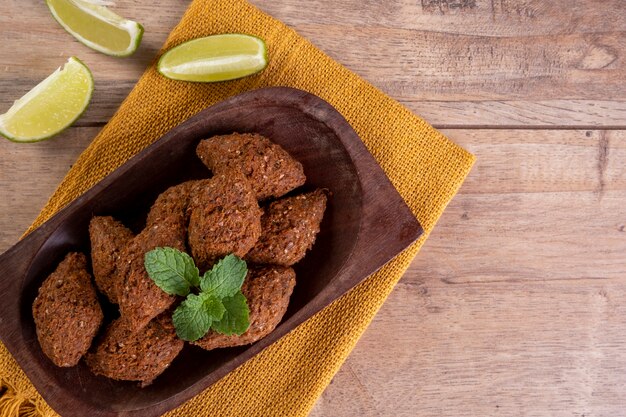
[0,127,93,248]
[406,100,626,129]
[310,129,626,417]
[418,129,626,284]
[311,274,626,417]
[414,189,626,283]
[294,24,624,102]
[0,0,624,128]
[6,81,623,128]
[259,0,626,36]
[453,129,626,194]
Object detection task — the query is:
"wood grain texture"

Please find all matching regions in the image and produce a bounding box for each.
[0,0,624,128]
[310,129,626,417]
[0,0,625,416]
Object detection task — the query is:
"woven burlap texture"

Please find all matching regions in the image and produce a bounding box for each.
[0,0,475,415]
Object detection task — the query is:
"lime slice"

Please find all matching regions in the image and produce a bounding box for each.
[158,34,268,82]
[0,57,94,143]
[46,0,144,57]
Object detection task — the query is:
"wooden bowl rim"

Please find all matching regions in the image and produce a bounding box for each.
[0,86,422,417]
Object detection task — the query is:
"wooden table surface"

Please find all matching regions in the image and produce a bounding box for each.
[1,1,625,416]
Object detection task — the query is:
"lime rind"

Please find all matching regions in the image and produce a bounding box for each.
[0,57,94,143]
[46,0,144,57]
[157,34,268,83]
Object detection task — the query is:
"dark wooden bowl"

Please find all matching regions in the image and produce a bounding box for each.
[0,87,422,417]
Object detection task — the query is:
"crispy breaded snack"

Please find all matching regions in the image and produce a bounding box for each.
[192,265,295,350]
[246,189,327,266]
[32,253,103,367]
[116,222,183,331]
[85,314,183,386]
[146,180,202,227]
[196,133,306,200]
[188,172,262,271]
[89,216,134,303]
[117,182,198,331]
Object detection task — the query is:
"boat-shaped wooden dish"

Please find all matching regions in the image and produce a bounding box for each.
[0,87,422,416]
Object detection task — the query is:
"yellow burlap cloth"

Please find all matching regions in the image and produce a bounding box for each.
[0,0,474,415]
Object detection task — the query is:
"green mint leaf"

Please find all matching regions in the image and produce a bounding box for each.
[210,291,250,336]
[172,293,225,341]
[200,254,247,298]
[202,292,227,322]
[172,294,211,341]
[144,247,200,296]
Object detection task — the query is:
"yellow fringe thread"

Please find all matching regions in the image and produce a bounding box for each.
[0,382,47,417]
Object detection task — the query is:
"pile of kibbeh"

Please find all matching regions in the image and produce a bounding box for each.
[32,133,327,386]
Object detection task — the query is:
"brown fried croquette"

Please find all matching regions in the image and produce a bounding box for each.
[85,314,183,386]
[246,189,327,266]
[187,172,262,271]
[146,180,203,227]
[192,265,295,350]
[196,133,306,200]
[89,216,134,303]
[32,253,103,367]
[116,182,200,331]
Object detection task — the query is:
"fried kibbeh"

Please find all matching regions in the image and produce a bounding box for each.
[246,189,327,266]
[116,221,184,331]
[146,180,204,227]
[188,172,262,270]
[86,314,183,386]
[89,216,134,304]
[32,253,103,367]
[33,130,328,385]
[192,266,296,350]
[116,183,199,331]
[196,133,306,200]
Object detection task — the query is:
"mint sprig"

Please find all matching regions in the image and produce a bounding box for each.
[172,293,225,341]
[144,248,251,341]
[211,291,250,336]
[200,254,247,298]
[144,247,199,296]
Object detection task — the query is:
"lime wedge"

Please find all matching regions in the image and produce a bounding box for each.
[46,0,144,57]
[0,57,93,143]
[158,34,268,82]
